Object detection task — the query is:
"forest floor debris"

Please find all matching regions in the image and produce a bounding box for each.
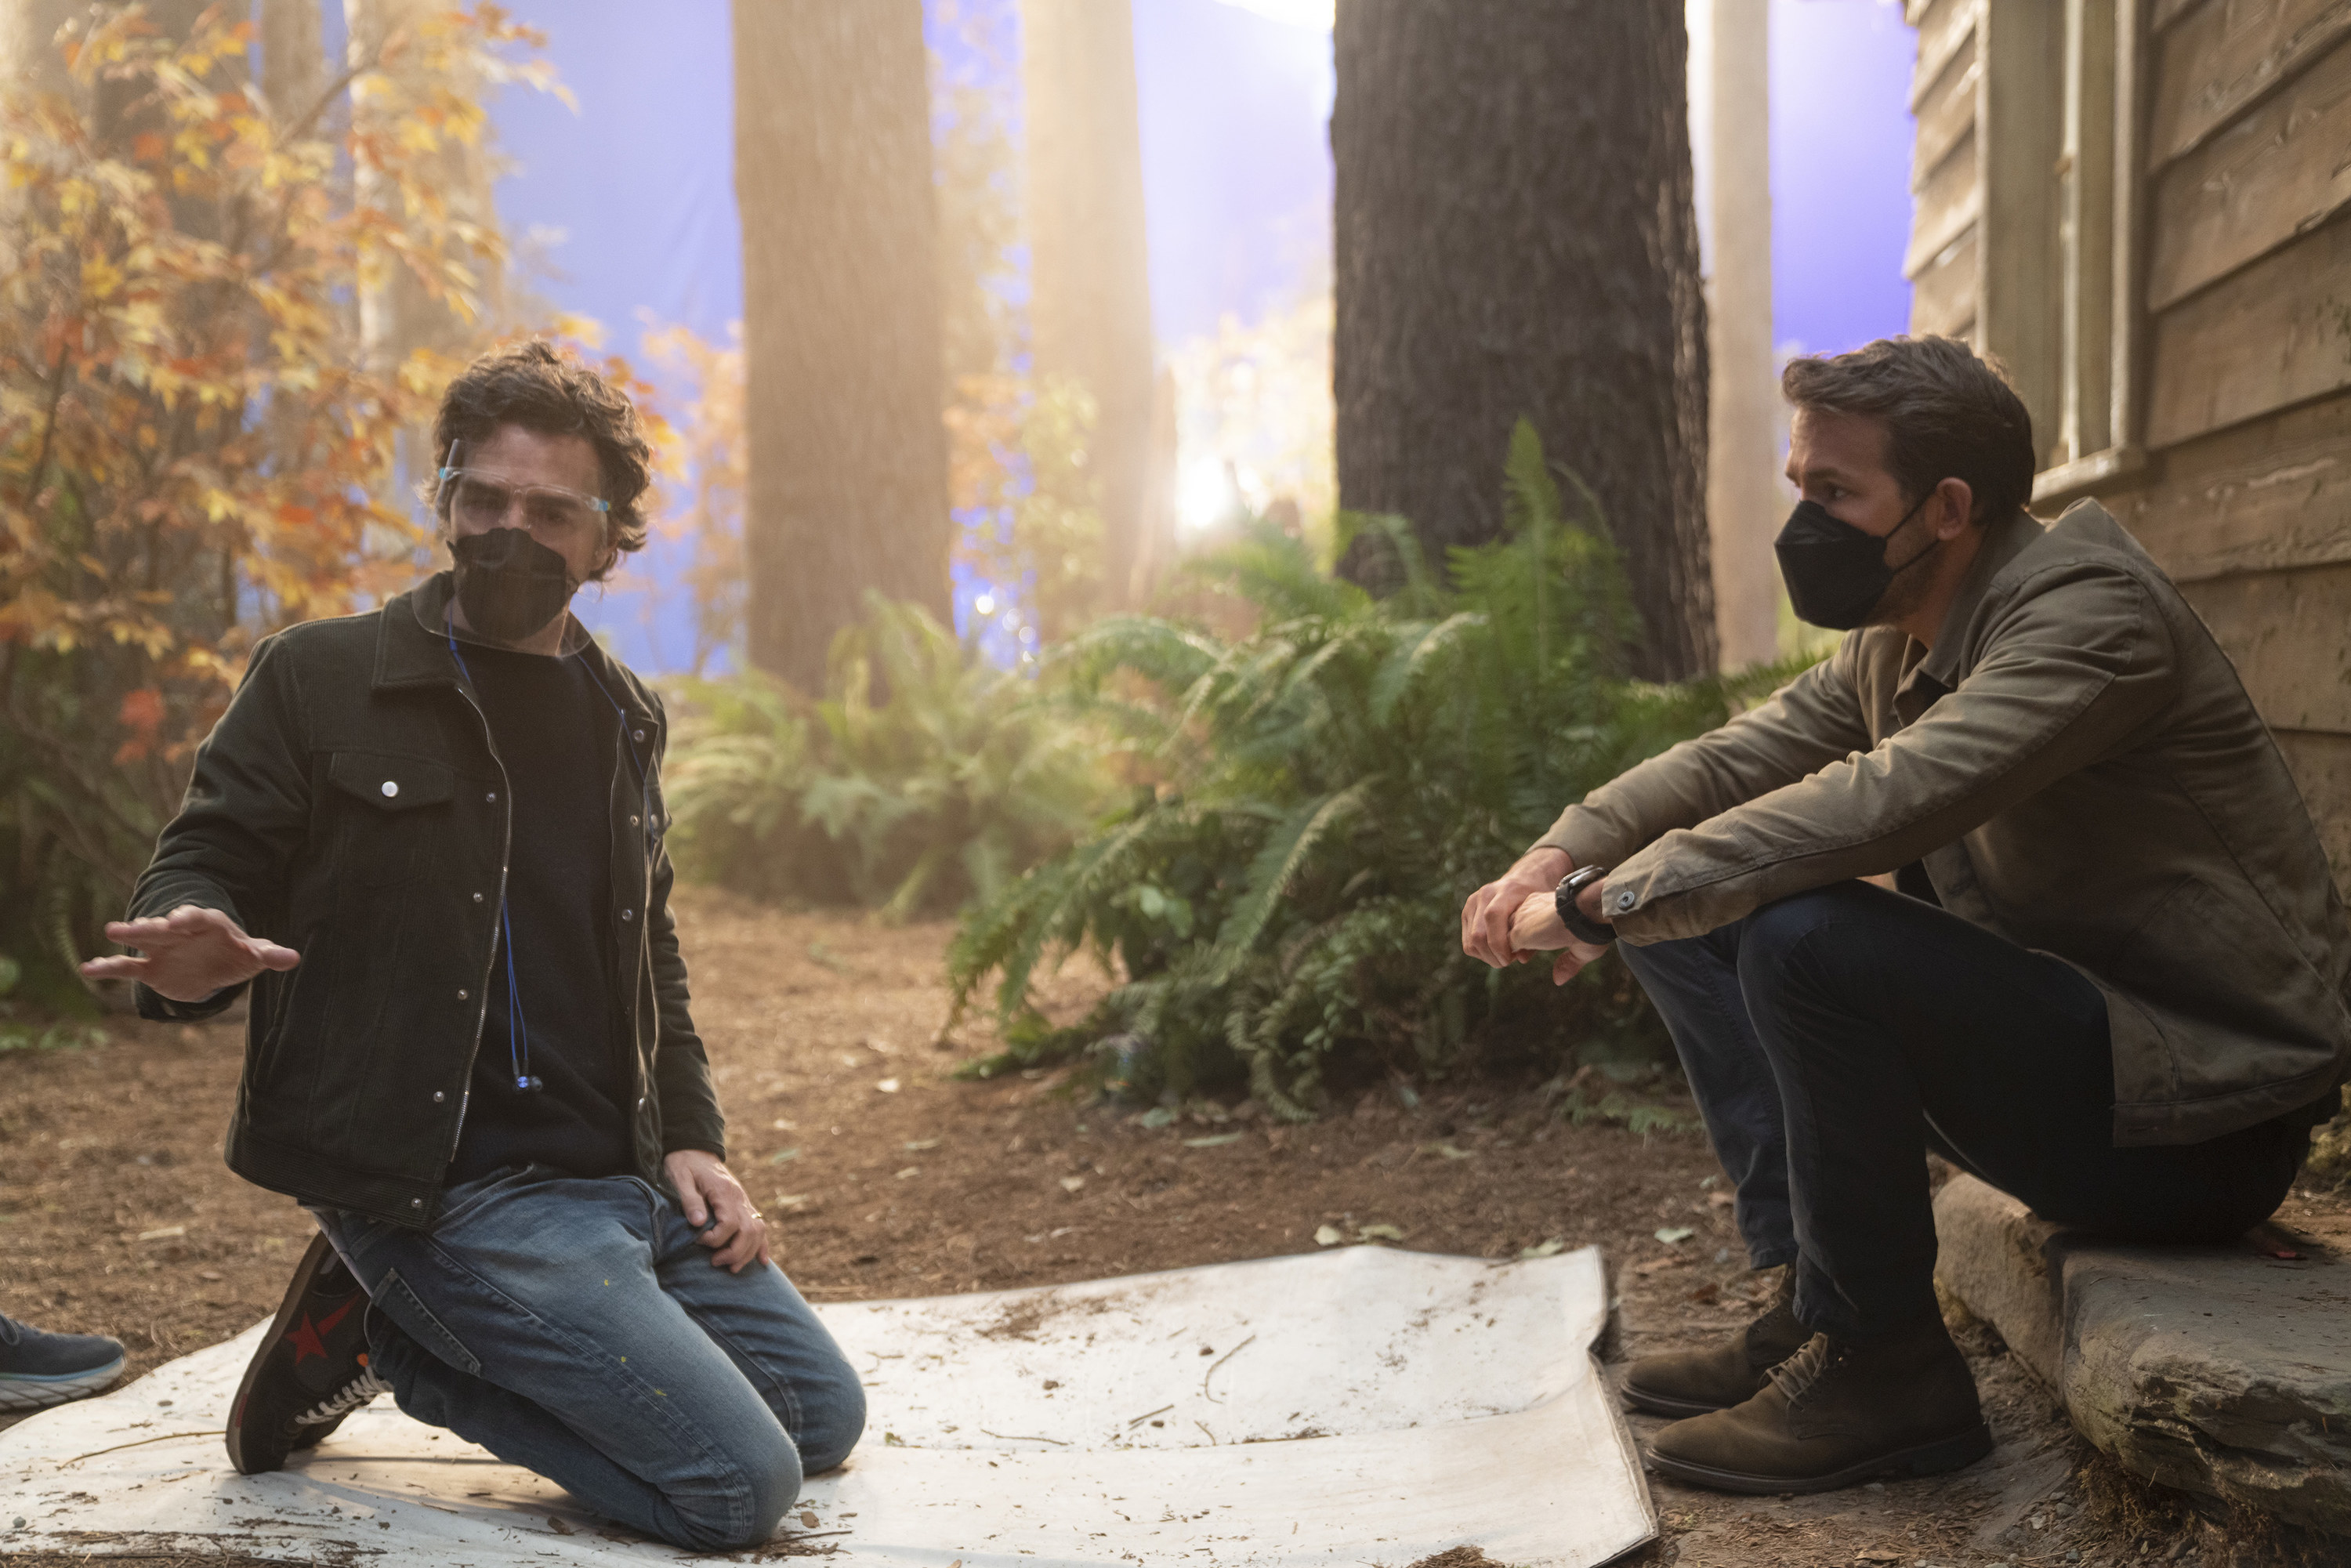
[1,886,2343,1566]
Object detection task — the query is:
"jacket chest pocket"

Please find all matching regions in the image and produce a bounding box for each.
[328,751,457,889]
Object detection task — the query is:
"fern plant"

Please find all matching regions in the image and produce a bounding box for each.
[947,421,1796,1117]
[663,595,1114,920]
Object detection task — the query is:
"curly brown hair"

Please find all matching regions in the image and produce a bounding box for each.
[429,340,653,581]
[1780,335,2036,526]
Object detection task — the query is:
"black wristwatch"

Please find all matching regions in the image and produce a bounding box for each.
[1555,864,1617,947]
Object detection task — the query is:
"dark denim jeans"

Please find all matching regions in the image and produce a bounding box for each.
[311,1164,864,1550]
[1617,881,2308,1339]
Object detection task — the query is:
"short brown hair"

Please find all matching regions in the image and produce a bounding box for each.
[430,340,653,580]
[1780,335,2035,525]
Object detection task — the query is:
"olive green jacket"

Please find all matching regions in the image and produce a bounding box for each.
[1538,502,2351,1146]
[128,575,724,1227]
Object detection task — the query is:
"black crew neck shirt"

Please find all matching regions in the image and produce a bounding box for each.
[445,643,632,1184]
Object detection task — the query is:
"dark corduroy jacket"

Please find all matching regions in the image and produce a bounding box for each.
[129,574,723,1228]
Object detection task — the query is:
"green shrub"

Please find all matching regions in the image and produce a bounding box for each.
[947,421,1801,1116]
[662,593,1114,920]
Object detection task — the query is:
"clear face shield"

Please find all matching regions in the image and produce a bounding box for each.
[414,441,607,656]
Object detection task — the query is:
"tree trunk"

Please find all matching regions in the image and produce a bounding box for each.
[259,0,331,130]
[1020,0,1156,608]
[1701,0,1780,671]
[0,0,82,107]
[1332,0,1715,681]
[736,0,951,693]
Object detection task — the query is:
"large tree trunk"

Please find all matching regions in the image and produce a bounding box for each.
[736,0,951,692]
[0,0,81,106]
[259,0,331,130]
[1332,0,1715,681]
[1701,0,1780,671]
[1020,0,1156,609]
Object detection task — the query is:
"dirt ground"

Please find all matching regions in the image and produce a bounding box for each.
[2,885,2344,1566]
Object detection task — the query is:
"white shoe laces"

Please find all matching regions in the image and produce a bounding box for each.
[295,1367,391,1427]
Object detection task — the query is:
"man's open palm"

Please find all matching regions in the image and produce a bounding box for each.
[80,904,299,1003]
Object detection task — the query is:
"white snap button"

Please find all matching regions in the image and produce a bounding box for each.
[629,815,640,827]
[433,1091,445,1103]
[632,728,646,742]
[473,892,484,903]
[636,1096,647,1111]
[620,908,634,922]
[485,791,497,803]
[380,780,399,798]
[410,1197,424,1208]
[457,988,469,1001]
[1616,892,1636,911]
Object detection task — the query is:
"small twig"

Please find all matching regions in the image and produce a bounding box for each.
[1194,1420,1218,1445]
[978,1428,1069,1446]
[62,1429,223,1464]
[1125,1403,1174,1429]
[1201,1332,1256,1404]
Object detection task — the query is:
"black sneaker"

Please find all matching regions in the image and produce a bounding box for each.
[0,1314,125,1410]
[226,1233,389,1475]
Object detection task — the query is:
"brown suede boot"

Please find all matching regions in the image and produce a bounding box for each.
[1643,1319,1993,1494]
[1621,1265,1806,1418]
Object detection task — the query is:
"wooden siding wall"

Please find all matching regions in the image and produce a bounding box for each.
[1906,0,2351,887]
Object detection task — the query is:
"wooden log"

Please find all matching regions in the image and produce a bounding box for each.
[1914,23,1981,186]
[1907,134,1982,276]
[2144,216,2351,447]
[1911,226,1980,338]
[2117,390,2351,581]
[1911,0,1978,111]
[2272,728,2351,890]
[2178,563,2351,732]
[2147,31,2351,310]
[2148,0,2351,168]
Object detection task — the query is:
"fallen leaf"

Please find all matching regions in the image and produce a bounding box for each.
[1139,1106,1177,1130]
[770,1117,796,1131]
[1655,1226,1696,1245]
[765,1147,801,1164]
[883,1432,905,1447]
[1313,1223,1343,1246]
[904,1138,940,1152]
[894,1166,920,1179]
[799,1511,819,1529]
[1429,1143,1477,1161]
[1855,1552,1900,1565]
[136,1226,185,1242]
[1357,1222,1407,1242]
[875,1078,901,1094]
[197,1269,223,1282]
[1060,1175,1086,1193]
[1707,1190,1736,1208]
[1183,1132,1245,1148]
[547,1515,576,1536]
[1632,1255,1690,1276]
[1519,1238,1567,1260]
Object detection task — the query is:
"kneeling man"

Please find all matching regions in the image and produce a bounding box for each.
[85,342,864,1548]
[1463,335,2349,1494]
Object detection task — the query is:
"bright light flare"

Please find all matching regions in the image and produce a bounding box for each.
[1177,457,1240,534]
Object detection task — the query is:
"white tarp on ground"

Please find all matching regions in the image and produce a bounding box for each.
[0,1244,1653,1566]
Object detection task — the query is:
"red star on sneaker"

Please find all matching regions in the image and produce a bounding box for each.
[288,1293,358,1364]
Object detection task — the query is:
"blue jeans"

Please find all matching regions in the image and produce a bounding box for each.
[1617,882,2307,1339]
[310,1164,864,1550]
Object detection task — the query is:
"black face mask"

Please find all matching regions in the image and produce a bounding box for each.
[1773,494,1936,631]
[450,527,576,645]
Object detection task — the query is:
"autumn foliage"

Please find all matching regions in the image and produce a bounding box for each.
[0,2,574,1010]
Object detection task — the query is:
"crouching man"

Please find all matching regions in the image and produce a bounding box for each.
[83,342,864,1548]
[1462,335,2349,1495]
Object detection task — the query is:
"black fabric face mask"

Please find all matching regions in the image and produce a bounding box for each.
[1773,494,1934,631]
[450,527,576,645]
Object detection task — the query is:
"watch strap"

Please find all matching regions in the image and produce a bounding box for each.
[1554,866,1617,947]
